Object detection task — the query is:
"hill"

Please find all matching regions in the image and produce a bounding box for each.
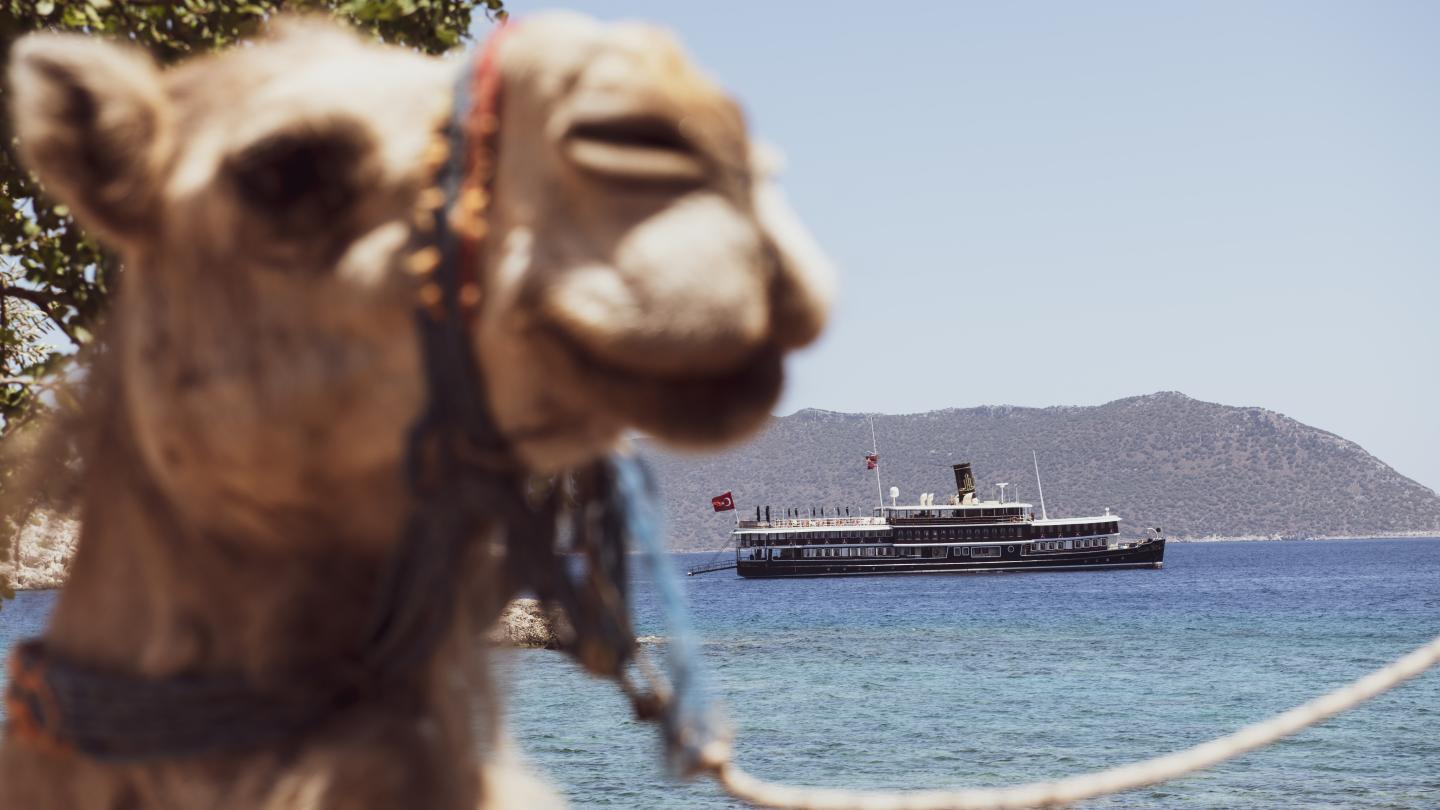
[642,392,1440,550]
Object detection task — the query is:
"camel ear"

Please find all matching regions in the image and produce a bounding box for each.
[751,142,834,350]
[8,34,170,247]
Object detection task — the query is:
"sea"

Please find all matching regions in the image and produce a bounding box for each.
[2,537,1438,808]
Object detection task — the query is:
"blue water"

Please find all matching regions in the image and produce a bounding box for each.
[3,538,1439,808]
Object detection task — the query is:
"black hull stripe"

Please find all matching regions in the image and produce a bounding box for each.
[736,561,1162,579]
[736,542,1164,579]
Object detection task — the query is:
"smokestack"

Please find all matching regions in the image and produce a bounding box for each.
[952,463,976,504]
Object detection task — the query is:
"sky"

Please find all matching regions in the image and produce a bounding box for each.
[491,2,1439,492]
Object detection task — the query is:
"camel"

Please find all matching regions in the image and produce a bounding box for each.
[2,12,830,809]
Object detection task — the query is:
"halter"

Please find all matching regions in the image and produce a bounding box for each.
[4,26,726,776]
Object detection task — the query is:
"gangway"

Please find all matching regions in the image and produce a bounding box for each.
[686,562,736,576]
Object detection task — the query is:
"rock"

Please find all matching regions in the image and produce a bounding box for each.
[490,598,571,649]
[2,511,78,591]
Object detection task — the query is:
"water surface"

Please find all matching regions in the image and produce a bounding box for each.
[4,538,1438,808]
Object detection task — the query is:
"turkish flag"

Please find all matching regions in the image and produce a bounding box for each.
[711,491,735,512]
[865,453,879,470]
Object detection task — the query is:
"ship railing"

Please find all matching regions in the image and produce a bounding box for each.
[735,517,888,529]
[888,515,1028,525]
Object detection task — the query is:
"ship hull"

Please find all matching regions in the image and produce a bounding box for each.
[736,539,1165,579]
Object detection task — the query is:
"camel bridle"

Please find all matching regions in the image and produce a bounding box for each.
[4,25,726,775]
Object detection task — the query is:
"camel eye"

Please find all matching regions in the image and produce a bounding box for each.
[563,116,707,186]
[230,129,363,216]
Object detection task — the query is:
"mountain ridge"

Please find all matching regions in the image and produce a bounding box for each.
[642,391,1440,550]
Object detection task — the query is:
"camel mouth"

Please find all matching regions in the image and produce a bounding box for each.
[538,317,783,446]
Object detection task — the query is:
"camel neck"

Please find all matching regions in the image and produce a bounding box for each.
[43,395,392,689]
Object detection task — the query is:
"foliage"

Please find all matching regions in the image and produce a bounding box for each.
[0,0,503,601]
[0,0,505,434]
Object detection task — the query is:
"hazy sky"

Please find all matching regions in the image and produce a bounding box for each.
[495,2,1439,491]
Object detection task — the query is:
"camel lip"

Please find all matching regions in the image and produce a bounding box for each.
[535,317,783,439]
[537,317,771,387]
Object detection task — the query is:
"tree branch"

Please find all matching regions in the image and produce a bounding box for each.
[1,286,62,310]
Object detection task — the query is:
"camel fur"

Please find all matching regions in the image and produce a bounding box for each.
[1,13,830,809]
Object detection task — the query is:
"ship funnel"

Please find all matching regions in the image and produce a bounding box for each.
[952,462,976,505]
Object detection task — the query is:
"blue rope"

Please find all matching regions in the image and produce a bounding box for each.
[609,454,728,776]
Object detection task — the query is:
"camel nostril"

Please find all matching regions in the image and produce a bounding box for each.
[567,116,693,152]
[563,115,708,187]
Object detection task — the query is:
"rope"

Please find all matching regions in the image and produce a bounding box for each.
[702,632,1440,810]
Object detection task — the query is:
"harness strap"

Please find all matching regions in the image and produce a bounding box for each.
[3,20,728,780]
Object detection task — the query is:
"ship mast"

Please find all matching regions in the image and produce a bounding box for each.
[869,415,882,507]
[1032,450,1048,520]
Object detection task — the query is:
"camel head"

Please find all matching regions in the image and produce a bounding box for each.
[8,14,831,544]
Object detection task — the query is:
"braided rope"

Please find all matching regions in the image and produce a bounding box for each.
[703,632,1440,810]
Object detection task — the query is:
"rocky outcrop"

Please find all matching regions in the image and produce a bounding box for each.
[2,511,78,591]
[489,598,571,649]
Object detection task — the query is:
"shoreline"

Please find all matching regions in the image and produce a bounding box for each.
[10,533,1440,593]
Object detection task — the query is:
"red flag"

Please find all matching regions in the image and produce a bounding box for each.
[711,491,735,512]
[865,452,879,470]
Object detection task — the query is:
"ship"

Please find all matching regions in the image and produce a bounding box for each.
[729,462,1165,578]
